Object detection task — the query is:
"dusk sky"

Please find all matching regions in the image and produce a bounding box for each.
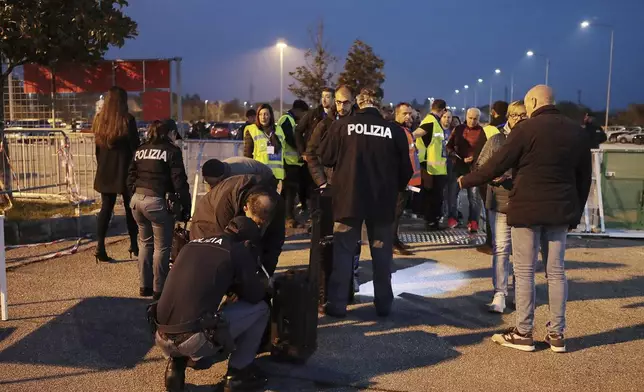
[108,0,644,111]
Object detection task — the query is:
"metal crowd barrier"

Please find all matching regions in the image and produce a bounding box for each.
[179,140,243,213]
[2,129,99,200]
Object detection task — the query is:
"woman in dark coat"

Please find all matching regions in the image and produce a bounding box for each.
[93,86,140,262]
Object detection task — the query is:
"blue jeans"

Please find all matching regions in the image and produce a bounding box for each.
[465,187,481,222]
[511,226,568,335]
[446,168,459,219]
[131,194,174,293]
[488,210,512,296]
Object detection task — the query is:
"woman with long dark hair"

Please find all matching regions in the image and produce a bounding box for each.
[93,86,140,262]
[128,120,191,299]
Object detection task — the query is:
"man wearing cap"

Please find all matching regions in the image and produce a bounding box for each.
[191,159,284,275]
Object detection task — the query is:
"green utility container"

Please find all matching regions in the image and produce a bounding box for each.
[600,150,644,230]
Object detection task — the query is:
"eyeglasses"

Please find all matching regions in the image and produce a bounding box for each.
[510,113,527,119]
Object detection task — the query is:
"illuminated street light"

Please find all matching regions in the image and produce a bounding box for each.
[581,20,590,28]
[495,69,501,74]
[477,78,483,83]
[455,89,460,94]
[276,40,287,116]
[580,20,614,132]
[526,50,550,85]
[464,85,469,89]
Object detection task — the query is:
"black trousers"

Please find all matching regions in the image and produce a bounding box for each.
[298,164,312,211]
[308,189,334,308]
[393,191,409,243]
[97,192,138,251]
[422,175,447,225]
[281,164,301,220]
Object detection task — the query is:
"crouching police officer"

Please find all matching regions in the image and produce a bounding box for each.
[149,216,273,392]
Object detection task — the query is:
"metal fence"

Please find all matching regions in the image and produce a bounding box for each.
[1,130,97,201]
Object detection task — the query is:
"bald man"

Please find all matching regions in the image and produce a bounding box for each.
[459,85,592,353]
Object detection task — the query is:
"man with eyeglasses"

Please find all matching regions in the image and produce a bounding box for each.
[305,85,356,312]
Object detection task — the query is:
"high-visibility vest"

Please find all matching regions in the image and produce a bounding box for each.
[403,127,421,186]
[483,124,501,139]
[415,114,447,175]
[246,124,285,180]
[277,114,303,167]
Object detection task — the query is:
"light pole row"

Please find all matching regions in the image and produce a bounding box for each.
[455,20,614,129]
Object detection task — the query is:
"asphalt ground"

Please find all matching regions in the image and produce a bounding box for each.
[0,220,643,392]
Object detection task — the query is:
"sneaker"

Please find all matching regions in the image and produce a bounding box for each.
[488,293,506,313]
[447,218,458,229]
[491,327,535,352]
[545,332,567,353]
[468,220,479,233]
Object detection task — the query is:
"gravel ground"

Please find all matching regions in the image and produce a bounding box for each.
[0,226,642,392]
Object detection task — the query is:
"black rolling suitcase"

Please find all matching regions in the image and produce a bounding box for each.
[269,190,329,363]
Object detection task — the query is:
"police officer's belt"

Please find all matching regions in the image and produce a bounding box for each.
[147,302,235,353]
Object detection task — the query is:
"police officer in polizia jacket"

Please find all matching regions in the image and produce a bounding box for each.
[153,216,272,392]
[320,88,413,318]
[127,119,191,300]
[392,102,422,256]
[277,99,309,228]
[305,85,355,311]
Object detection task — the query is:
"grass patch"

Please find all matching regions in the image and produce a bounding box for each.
[4,200,97,221]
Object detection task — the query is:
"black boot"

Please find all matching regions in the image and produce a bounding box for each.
[129,235,139,258]
[164,357,188,392]
[223,363,268,392]
[94,248,113,263]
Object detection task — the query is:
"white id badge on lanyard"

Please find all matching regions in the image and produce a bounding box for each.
[266,146,275,154]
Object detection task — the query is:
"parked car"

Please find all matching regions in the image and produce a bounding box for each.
[632,133,644,145]
[606,127,629,143]
[616,128,644,143]
[209,122,233,139]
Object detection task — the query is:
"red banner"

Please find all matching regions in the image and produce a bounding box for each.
[115,61,144,92]
[144,60,171,89]
[23,60,172,94]
[55,63,113,93]
[142,91,171,121]
[23,65,54,94]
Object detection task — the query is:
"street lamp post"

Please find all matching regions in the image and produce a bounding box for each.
[464,85,469,109]
[490,69,501,118]
[276,40,287,117]
[526,50,550,86]
[474,78,483,107]
[581,20,614,131]
[204,99,209,121]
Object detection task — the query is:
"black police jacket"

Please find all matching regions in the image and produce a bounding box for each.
[127,138,191,214]
[320,107,413,223]
[156,235,266,327]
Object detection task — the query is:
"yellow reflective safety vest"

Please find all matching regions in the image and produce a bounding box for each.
[483,124,501,139]
[415,114,447,175]
[246,124,285,180]
[277,113,303,167]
